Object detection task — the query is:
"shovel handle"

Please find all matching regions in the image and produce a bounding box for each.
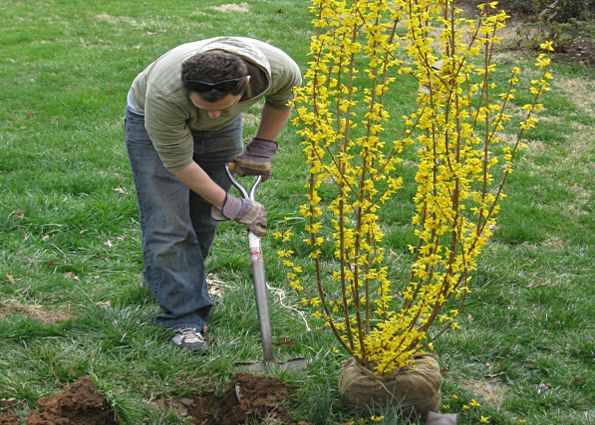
[224,165,261,202]
[224,165,275,363]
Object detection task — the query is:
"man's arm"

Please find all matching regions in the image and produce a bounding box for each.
[254,104,292,141]
[168,104,293,205]
[228,104,292,179]
[171,161,268,236]
[171,162,226,208]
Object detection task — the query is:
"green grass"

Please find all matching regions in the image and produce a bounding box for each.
[1,1,593,424]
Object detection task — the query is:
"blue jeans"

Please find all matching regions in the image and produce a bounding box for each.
[124,108,243,331]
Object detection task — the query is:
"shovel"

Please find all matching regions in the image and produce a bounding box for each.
[225,166,307,373]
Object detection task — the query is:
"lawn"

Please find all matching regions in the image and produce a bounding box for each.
[0,1,593,424]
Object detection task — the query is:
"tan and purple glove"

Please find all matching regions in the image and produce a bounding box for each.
[230,138,278,180]
[212,194,267,236]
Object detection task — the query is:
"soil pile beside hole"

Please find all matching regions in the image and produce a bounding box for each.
[26,378,119,425]
[183,373,310,425]
[0,414,19,425]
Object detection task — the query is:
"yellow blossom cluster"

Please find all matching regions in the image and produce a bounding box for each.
[284,0,553,376]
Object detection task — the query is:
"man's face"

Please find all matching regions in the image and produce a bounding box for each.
[189,92,242,119]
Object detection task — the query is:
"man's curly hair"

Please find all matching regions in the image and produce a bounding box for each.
[181,50,248,102]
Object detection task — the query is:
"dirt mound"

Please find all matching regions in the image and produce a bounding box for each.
[0,414,19,425]
[3,374,311,424]
[25,378,119,425]
[166,373,311,425]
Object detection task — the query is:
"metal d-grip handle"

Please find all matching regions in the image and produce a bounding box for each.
[224,165,262,202]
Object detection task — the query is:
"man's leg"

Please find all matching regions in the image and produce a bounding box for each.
[124,108,211,335]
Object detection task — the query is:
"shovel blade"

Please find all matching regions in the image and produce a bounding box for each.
[238,357,308,373]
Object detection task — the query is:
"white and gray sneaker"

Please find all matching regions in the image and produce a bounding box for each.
[171,327,207,351]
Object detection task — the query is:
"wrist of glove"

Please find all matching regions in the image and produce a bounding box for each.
[231,138,278,180]
[212,194,267,236]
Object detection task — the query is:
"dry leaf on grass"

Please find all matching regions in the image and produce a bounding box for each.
[206,273,228,298]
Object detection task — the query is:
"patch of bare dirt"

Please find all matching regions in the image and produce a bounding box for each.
[161,373,311,425]
[0,300,70,324]
[458,0,595,66]
[461,377,507,408]
[210,3,249,13]
[0,414,19,425]
[556,77,595,116]
[25,378,119,424]
[567,37,595,67]
[94,13,140,27]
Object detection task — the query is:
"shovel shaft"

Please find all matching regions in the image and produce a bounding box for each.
[225,166,280,368]
[248,232,274,363]
[225,166,307,372]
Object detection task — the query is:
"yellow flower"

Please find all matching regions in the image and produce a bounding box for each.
[539,40,555,51]
[283,0,551,376]
[480,416,491,424]
[536,55,551,68]
[370,415,384,422]
[470,399,481,407]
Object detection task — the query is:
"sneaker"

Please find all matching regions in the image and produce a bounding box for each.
[171,327,208,351]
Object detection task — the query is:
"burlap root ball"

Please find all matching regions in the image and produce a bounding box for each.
[338,355,443,418]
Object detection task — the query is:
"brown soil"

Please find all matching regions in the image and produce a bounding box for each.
[210,3,249,13]
[165,373,311,425]
[0,300,70,324]
[25,378,119,425]
[0,397,18,424]
[458,0,595,66]
[2,374,311,425]
[0,414,19,425]
[567,37,595,67]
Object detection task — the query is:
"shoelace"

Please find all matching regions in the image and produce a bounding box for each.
[179,328,204,343]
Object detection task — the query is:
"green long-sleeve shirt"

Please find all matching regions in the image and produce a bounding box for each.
[128,36,301,170]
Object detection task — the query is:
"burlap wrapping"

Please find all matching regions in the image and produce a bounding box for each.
[338,355,443,417]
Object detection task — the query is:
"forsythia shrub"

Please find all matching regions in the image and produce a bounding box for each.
[280,0,553,376]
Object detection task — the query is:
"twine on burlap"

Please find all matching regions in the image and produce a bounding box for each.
[338,355,443,417]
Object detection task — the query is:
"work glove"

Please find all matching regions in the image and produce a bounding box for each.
[211,194,267,236]
[230,138,278,180]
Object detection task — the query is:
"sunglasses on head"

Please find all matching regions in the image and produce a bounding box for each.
[186,76,246,93]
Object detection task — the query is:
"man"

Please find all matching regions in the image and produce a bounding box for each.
[124,37,301,351]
